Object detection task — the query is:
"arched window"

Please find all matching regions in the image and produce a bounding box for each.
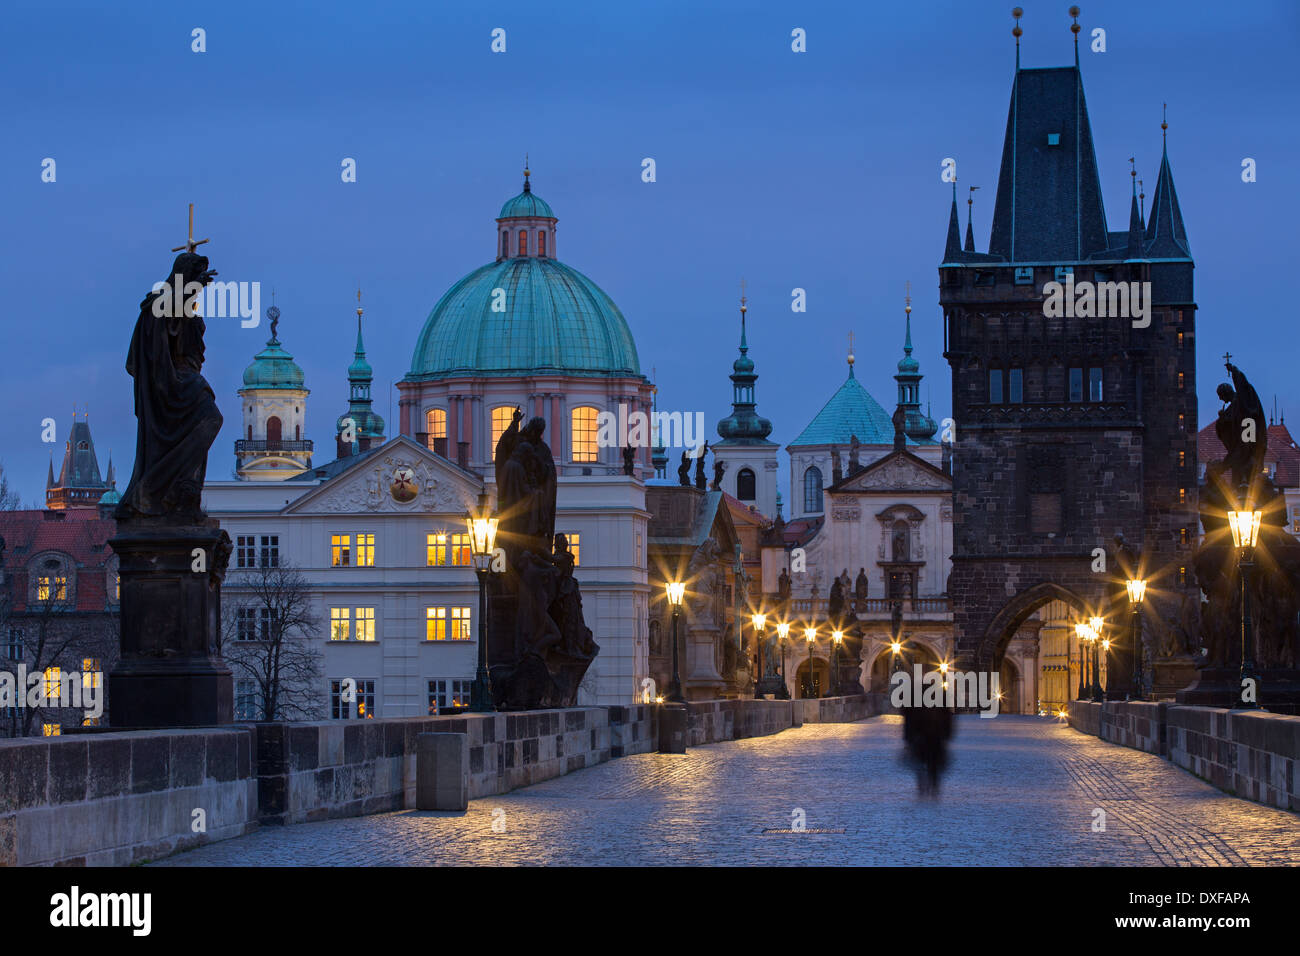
[266,416,282,444]
[426,409,447,442]
[295,424,300,440]
[737,467,756,501]
[803,466,823,514]
[247,424,252,439]
[501,231,509,258]
[537,230,547,257]
[571,406,599,463]
[518,230,528,256]
[891,519,910,562]
[490,406,518,450]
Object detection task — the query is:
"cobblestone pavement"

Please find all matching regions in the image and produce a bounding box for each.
[153,716,1300,866]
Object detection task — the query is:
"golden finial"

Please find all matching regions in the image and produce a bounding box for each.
[356,286,363,318]
[1162,102,1168,137]
[524,153,530,177]
[1012,7,1023,38]
[1070,6,1081,33]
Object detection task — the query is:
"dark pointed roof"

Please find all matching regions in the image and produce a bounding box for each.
[1126,178,1144,260]
[1144,143,1191,259]
[943,183,963,262]
[988,67,1110,263]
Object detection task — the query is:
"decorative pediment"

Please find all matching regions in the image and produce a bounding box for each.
[833,451,951,493]
[285,437,480,516]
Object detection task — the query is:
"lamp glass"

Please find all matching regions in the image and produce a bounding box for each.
[1090,616,1103,634]
[804,627,816,644]
[751,612,766,630]
[1126,578,1146,604]
[832,630,843,644]
[776,622,790,639]
[666,581,686,606]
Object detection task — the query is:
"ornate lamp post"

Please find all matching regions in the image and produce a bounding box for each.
[1126,578,1147,701]
[890,639,903,675]
[751,612,767,700]
[1227,504,1263,710]
[1090,616,1105,702]
[831,629,844,696]
[666,581,686,703]
[804,627,818,698]
[466,493,499,713]
[775,622,791,700]
[1074,622,1091,701]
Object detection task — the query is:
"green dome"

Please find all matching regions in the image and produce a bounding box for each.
[98,488,121,505]
[243,337,305,389]
[407,258,642,380]
[499,187,554,219]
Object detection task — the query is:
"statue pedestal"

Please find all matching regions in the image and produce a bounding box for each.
[1151,655,1199,699]
[1176,666,1300,714]
[108,521,232,728]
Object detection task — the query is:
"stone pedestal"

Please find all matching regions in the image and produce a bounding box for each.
[1151,655,1199,700]
[1177,666,1300,714]
[416,732,469,811]
[108,520,233,728]
[657,703,687,753]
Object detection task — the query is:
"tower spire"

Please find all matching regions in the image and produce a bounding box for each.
[847,330,856,378]
[1012,7,1023,69]
[965,186,979,253]
[1126,156,1144,259]
[943,180,963,260]
[739,278,748,351]
[1070,6,1081,67]
[523,154,531,193]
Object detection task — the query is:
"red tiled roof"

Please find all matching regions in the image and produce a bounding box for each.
[0,510,117,612]
[1197,421,1300,489]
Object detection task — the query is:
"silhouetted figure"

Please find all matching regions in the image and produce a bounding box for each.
[902,704,954,797]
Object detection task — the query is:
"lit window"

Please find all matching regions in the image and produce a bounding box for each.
[450,607,472,641]
[37,576,67,602]
[1179,487,1186,504]
[426,607,447,642]
[428,679,472,714]
[82,716,101,727]
[538,230,547,257]
[1178,450,1186,469]
[355,607,375,642]
[42,723,60,737]
[427,533,448,567]
[330,607,351,641]
[1177,331,1184,349]
[1178,566,1187,587]
[332,534,351,567]
[1177,372,1185,390]
[571,407,599,463]
[518,230,528,256]
[44,667,61,699]
[1180,527,1189,546]
[82,659,101,691]
[330,679,375,720]
[450,533,473,566]
[1178,414,1186,433]
[113,572,119,602]
[1068,368,1083,403]
[558,533,580,566]
[491,406,517,450]
[356,533,375,567]
[426,409,447,441]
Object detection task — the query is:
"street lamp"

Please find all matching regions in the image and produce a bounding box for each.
[1227,503,1263,710]
[466,493,499,713]
[1126,578,1147,701]
[1090,616,1105,702]
[804,627,818,698]
[1074,622,1091,701]
[889,639,903,675]
[666,581,686,703]
[775,622,791,700]
[751,612,767,700]
[831,629,844,697]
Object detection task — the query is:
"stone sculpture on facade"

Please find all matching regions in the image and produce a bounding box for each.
[677,451,691,487]
[694,441,709,490]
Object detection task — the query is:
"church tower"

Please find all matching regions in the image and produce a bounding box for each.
[336,291,386,459]
[894,286,938,442]
[236,304,313,480]
[46,411,113,509]
[713,287,779,518]
[939,11,1198,687]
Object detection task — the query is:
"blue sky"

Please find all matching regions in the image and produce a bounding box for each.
[2,0,1297,507]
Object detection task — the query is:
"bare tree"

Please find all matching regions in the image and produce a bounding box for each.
[0,463,21,511]
[219,561,323,721]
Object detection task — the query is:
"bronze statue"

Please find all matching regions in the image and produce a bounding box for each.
[828,576,845,624]
[622,444,635,476]
[116,251,223,523]
[1216,362,1267,491]
[694,441,709,490]
[677,451,691,487]
[849,434,861,474]
[712,457,726,491]
[854,567,869,609]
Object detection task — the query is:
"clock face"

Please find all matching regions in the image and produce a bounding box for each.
[389,466,418,503]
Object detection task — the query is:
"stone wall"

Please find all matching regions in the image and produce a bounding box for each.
[0,728,257,866]
[1067,700,1300,812]
[686,695,876,746]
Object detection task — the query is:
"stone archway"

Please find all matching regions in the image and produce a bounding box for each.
[794,657,830,699]
[866,640,942,692]
[978,582,1092,676]
[999,656,1021,714]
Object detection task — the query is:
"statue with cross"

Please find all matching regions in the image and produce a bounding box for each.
[115,203,224,523]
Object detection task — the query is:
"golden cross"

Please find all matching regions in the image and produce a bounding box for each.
[170,203,210,254]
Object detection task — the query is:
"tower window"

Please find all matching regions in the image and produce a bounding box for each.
[1068,368,1083,403]
[1088,368,1103,402]
[491,406,517,451]
[988,369,1003,404]
[1177,372,1185,390]
[1178,413,1186,433]
[538,230,547,257]
[571,407,599,463]
[803,466,823,514]
[737,468,756,501]
[426,408,447,454]
[502,232,509,258]
[518,231,528,256]
[266,416,282,444]
[1009,368,1023,404]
